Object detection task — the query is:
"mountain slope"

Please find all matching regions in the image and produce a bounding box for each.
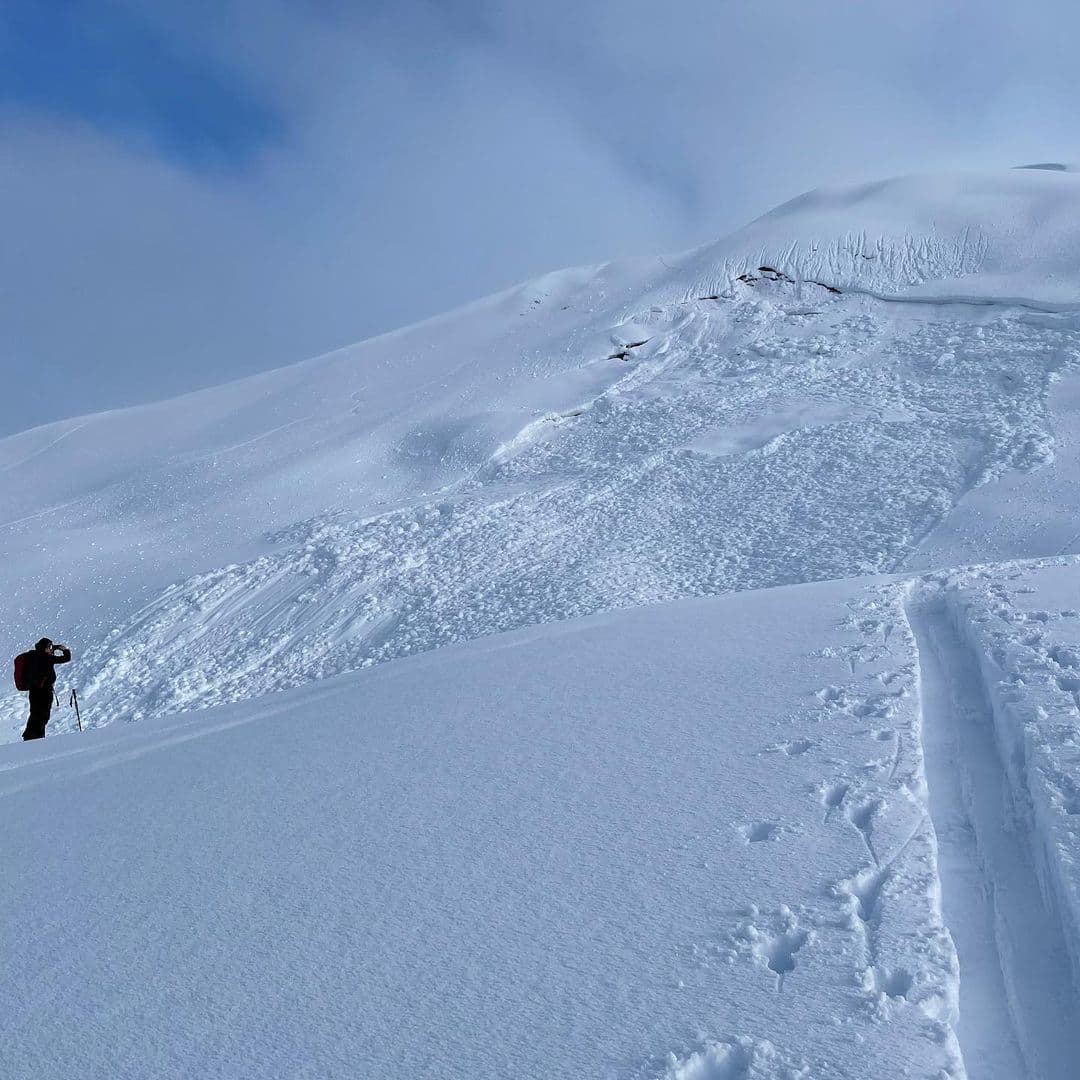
[6,169,1080,1080]
[3,168,1080,736]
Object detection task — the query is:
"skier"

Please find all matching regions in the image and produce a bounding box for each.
[16,638,72,741]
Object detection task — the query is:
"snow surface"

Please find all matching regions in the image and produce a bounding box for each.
[686,170,1080,306]
[2,577,964,1080]
[10,559,1080,1078]
[5,168,1080,1077]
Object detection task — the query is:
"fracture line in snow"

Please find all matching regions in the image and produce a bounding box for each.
[825,284,1080,316]
[907,586,1080,1080]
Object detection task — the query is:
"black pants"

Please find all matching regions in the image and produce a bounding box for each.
[22,688,54,741]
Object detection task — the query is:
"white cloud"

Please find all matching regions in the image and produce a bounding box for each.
[3,0,1079,433]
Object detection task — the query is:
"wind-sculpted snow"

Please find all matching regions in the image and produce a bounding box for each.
[51,284,1079,728]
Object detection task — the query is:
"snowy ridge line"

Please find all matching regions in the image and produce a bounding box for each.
[838,287,1080,315]
[672,251,1080,317]
[3,575,986,1078]
[776,277,1080,317]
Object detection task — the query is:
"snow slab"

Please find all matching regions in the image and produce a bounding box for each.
[0,577,964,1080]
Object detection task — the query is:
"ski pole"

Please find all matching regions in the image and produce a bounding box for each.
[69,688,83,733]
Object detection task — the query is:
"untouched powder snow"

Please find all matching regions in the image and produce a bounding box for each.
[1,578,964,1080]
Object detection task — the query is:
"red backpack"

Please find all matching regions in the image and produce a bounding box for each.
[13,652,34,692]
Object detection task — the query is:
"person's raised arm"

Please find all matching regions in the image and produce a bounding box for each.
[53,645,71,664]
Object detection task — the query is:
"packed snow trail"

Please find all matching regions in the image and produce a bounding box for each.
[939,561,1080,993]
[907,578,1080,1079]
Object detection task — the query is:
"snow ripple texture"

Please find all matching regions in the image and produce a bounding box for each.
[49,283,1079,728]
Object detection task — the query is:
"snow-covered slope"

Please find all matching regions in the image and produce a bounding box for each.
[1,577,964,1080]
[6,168,1080,1080]
[10,560,1080,1080]
[4,168,1080,736]
[680,168,1080,306]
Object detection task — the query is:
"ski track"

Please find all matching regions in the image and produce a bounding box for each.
[907,572,1080,1080]
[12,281,1078,735]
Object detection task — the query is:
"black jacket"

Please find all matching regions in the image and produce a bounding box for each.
[25,647,71,690]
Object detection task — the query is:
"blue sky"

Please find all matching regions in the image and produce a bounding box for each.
[2,1,1078,434]
[1,1,283,169]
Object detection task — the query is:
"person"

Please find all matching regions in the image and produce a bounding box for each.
[21,638,71,741]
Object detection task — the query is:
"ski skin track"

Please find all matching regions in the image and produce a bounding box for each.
[905,580,1080,1080]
